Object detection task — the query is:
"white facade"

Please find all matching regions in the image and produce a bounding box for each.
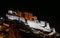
[6,10,56,35]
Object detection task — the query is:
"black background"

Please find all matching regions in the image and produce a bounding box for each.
[0,0,60,33]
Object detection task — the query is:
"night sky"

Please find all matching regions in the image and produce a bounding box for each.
[0,0,60,33]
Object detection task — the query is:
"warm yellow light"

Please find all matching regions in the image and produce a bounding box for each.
[3,23,9,27]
